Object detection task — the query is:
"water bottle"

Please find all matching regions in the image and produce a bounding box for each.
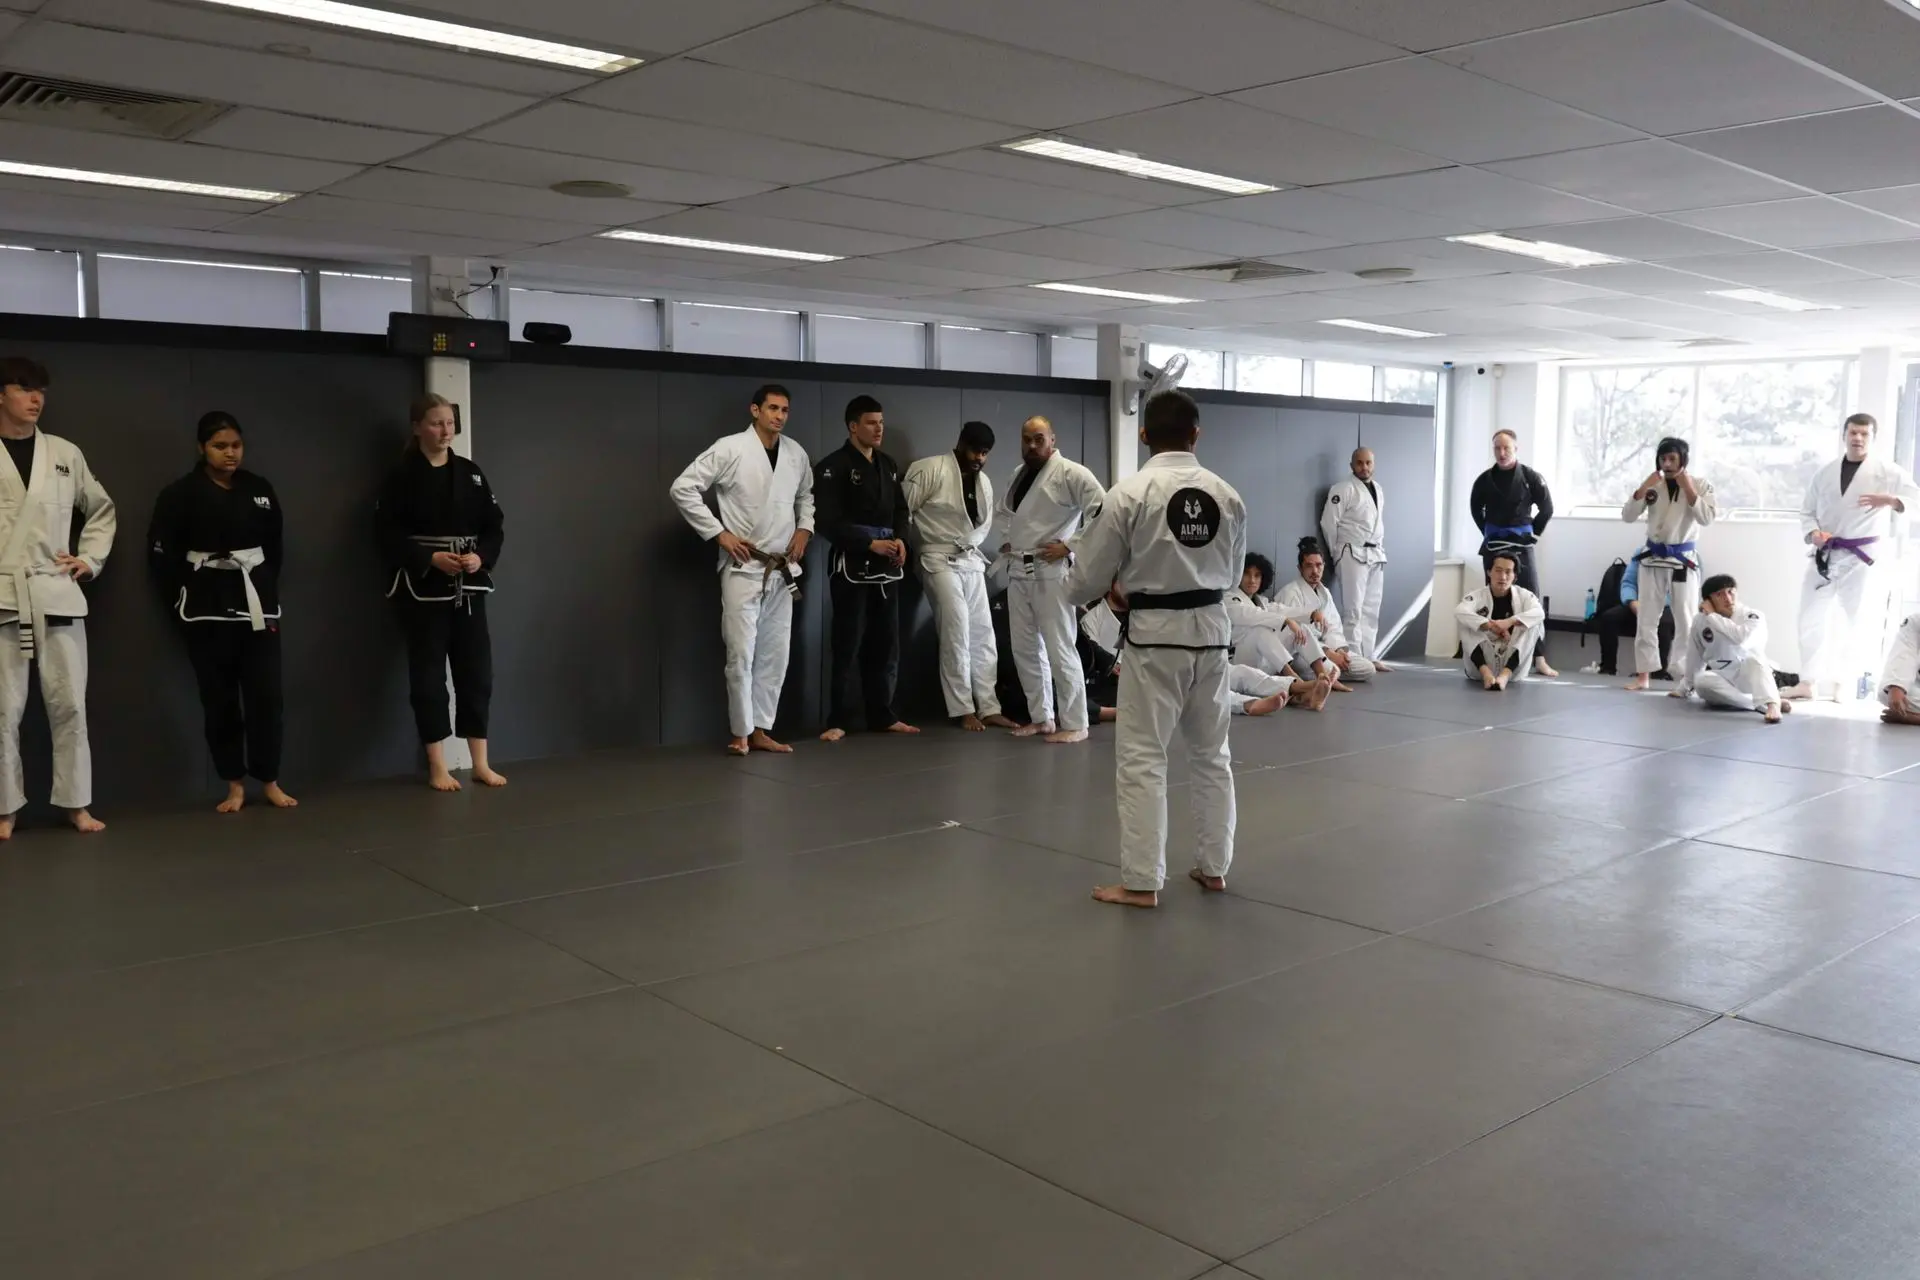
[1584,588,1597,620]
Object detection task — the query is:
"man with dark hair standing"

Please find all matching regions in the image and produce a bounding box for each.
[904,421,1013,732]
[669,383,813,756]
[815,395,916,742]
[1471,429,1557,677]
[0,357,115,836]
[1067,390,1246,909]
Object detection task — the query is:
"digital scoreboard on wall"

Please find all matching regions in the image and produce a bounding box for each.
[386,313,510,362]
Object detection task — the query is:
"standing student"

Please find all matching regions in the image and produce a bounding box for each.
[1066,390,1246,909]
[147,411,295,813]
[1622,436,1716,692]
[376,393,506,792]
[904,421,1011,733]
[1470,429,1557,677]
[997,415,1107,743]
[1320,447,1391,668]
[1675,574,1787,723]
[1786,412,1920,702]
[669,384,814,756]
[815,395,917,741]
[0,357,114,837]
[1273,536,1375,683]
[1456,552,1544,691]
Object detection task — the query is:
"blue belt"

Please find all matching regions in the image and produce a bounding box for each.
[1483,525,1534,542]
[847,524,893,540]
[1635,540,1697,564]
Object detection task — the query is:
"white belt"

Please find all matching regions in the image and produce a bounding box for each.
[187,546,268,630]
[5,564,57,657]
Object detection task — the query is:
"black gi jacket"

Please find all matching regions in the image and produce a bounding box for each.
[375,450,504,601]
[147,468,284,622]
[814,440,908,582]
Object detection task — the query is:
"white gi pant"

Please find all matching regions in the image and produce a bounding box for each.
[1634,563,1698,679]
[1458,622,1538,680]
[1695,658,1778,711]
[720,571,794,740]
[1336,652,1377,682]
[923,565,1000,719]
[1116,646,1235,892]
[1236,627,1325,679]
[1799,559,1891,694]
[0,618,90,812]
[1007,576,1087,731]
[1336,558,1385,660]
[1228,664,1288,713]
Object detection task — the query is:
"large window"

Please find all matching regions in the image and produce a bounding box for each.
[98,255,305,329]
[1235,354,1303,395]
[1380,367,1439,405]
[0,246,79,317]
[1560,359,1854,512]
[1312,360,1375,401]
[1147,343,1224,391]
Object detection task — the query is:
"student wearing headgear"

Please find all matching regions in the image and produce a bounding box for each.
[1674,573,1788,723]
[1621,435,1715,692]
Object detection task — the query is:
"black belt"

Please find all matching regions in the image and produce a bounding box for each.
[1125,589,1223,610]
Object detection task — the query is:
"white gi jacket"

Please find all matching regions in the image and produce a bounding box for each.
[1455,584,1544,638]
[994,453,1106,581]
[1321,475,1385,567]
[1798,456,1920,579]
[1065,451,1247,650]
[1621,476,1716,569]
[1881,614,1920,696]
[1225,587,1297,646]
[1679,605,1769,694]
[903,453,993,574]
[1274,576,1356,651]
[0,430,115,655]
[669,427,815,580]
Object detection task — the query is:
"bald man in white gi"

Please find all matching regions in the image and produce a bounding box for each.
[1321,447,1390,667]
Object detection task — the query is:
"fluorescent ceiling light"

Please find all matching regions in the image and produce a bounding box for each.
[0,159,294,202]
[1447,232,1622,268]
[197,0,641,72]
[1528,347,1585,357]
[1003,137,1277,196]
[597,229,841,262]
[1030,281,1198,305]
[1706,287,1839,312]
[1320,318,1442,338]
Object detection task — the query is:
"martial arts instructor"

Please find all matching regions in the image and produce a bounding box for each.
[0,357,115,836]
[1067,390,1245,909]
[669,383,814,756]
[1470,429,1557,677]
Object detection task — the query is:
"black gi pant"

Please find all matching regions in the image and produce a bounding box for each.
[1596,603,1674,676]
[185,624,284,782]
[828,574,900,731]
[397,595,492,743]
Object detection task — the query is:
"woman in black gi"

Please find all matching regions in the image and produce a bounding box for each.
[376,393,506,792]
[147,411,295,812]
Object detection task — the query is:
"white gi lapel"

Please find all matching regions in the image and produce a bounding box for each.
[0,432,50,656]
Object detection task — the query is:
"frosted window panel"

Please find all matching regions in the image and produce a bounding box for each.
[1380,367,1439,405]
[1312,361,1375,401]
[99,256,303,329]
[319,272,410,334]
[1051,335,1096,379]
[941,325,1037,375]
[510,289,658,349]
[1146,343,1223,390]
[677,303,800,359]
[1235,354,1303,395]
[816,314,924,367]
[0,247,79,317]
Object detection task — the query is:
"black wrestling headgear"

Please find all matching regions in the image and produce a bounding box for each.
[1655,436,1690,467]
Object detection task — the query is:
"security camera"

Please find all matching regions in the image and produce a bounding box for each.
[1442,360,1455,369]
[1476,366,1487,375]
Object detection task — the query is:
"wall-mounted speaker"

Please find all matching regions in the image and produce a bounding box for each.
[522,322,572,346]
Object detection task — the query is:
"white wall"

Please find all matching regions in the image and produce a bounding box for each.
[943,325,1037,375]
[1051,334,1096,379]
[817,314,923,367]
[319,272,410,334]
[674,303,799,359]
[99,256,305,329]
[0,246,79,316]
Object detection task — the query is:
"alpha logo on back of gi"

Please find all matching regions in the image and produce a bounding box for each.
[1167,488,1222,548]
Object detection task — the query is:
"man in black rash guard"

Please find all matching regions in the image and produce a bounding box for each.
[1470,429,1556,677]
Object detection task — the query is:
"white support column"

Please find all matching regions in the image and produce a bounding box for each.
[1035,331,1052,378]
[799,310,817,361]
[77,250,100,318]
[658,298,677,352]
[1096,323,1141,483]
[300,268,322,331]
[1859,345,1900,430]
[924,320,942,370]
[411,255,475,769]
[490,268,511,337]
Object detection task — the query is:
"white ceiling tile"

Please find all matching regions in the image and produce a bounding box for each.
[1310,279,1509,308]
[717,188,1034,242]
[189,110,437,165]
[1320,167,1625,227]
[0,120,359,191]
[1691,0,1920,100]
[513,237,784,279]
[813,164,1159,225]
[1439,273,1625,303]
[1274,238,1517,279]
[1791,278,1920,308]
[927,287,1148,316]
[1483,138,1807,213]
[1680,108,1920,194]
[397,141,773,206]
[572,58,1015,159]
[1231,56,1638,164]
[1534,261,1731,292]
[1839,184,1920,225]
[328,168,682,225]
[0,178,252,230]
[476,104,886,185]
[400,0,817,54]
[1055,271,1288,302]
[1507,216,1761,260]
[207,216,520,257]
[627,209,933,257]
[856,0,1399,92]
[1551,315,1713,338]
[1197,188,1478,242]
[1654,252,1875,288]
[719,267,955,299]
[873,243,1119,282]
[961,228,1201,270]
[699,7,1191,128]
[1803,241,1920,279]
[923,150,1218,208]
[240,196,597,245]
[803,257,1036,290]
[1667,198,1920,249]
[5,21,535,133]
[1257,0,1656,52]
[1432,4,1870,135]
[1552,294,1736,323]
[1064,209,1339,258]
[1070,97,1445,187]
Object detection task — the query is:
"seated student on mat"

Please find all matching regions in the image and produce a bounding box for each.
[1082,590,1329,719]
[1877,613,1920,725]
[1227,552,1347,691]
[1456,552,1544,691]
[1273,536,1374,682]
[1673,573,1788,724]
[1583,555,1676,679]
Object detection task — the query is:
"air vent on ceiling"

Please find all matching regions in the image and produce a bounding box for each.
[1164,259,1319,284]
[0,71,229,140]
[1681,337,1747,348]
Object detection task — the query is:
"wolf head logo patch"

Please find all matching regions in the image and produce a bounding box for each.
[1166,488,1220,548]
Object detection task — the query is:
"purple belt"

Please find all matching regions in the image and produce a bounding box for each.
[1816,535,1877,584]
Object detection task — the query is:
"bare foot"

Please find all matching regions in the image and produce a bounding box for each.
[748,730,792,754]
[1330,678,1354,693]
[1534,657,1559,678]
[819,727,847,742]
[217,782,245,814]
[1374,660,1394,672]
[1481,668,1497,691]
[1189,867,1226,892]
[472,767,508,787]
[981,714,1018,729]
[1243,692,1285,716]
[1781,682,1814,701]
[1883,706,1920,725]
[263,782,298,808]
[1097,706,1118,723]
[69,809,105,833]
[1763,702,1783,723]
[1623,674,1651,691]
[0,813,15,841]
[1292,677,1332,711]
[1092,884,1158,908]
[726,737,750,756]
[1044,727,1089,744]
[884,721,920,735]
[1494,670,1512,691]
[1012,720,1055,738]
[959,714,986,732]
[428,768,462,792]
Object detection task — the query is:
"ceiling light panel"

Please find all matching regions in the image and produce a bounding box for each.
[1705,288,1840,312]
[1003,137,1278,196]
[0,159,294,202]
[1447,232,1623,268]
[194,0,641,72]
[1031,281,1198,304]
[1320,318,1442,337]
[597,230,842,262]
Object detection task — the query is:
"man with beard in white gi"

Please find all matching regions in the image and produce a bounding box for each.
[1878,613,1920,725]
[1321,446,1392,670]
[1274,536,1375,683]
[1456,552,1544,691]
[670,384,814,756]
[1783,413,1920,703]
[0,357,115,836]
[904,421,1015,733]
[1227,551,1345,693]
[997,415,1107,744]
[1066,390,1245,908]
[1622,436,1716,692]
[1675,573,1788,723]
